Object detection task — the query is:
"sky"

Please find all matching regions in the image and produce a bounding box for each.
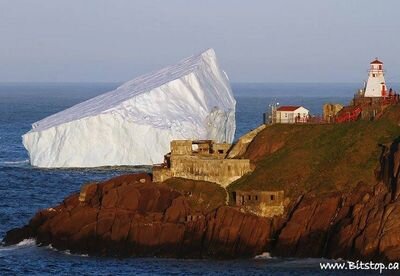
[1,0,400,83]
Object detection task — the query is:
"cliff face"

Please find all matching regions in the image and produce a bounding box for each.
[269,137,400,261]
[3,174,271,258]
[261,107,400,261]
[272,183,400,261]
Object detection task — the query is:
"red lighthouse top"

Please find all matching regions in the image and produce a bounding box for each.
[370,58,383,65]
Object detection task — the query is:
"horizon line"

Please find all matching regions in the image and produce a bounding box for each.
[2,81,397,85]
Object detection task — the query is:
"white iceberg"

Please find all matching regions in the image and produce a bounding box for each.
[23,49,236,168]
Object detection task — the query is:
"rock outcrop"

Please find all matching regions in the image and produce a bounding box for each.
[4,152,400,261]
[270,138,400,261]
[5,172,400,261]
[271,183,400,261]
[3,174,270,258]
[227,125,266,159]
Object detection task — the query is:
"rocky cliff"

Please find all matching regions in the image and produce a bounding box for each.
[3,141,400,261]
[271,181,400,262]
[3,174,271,258]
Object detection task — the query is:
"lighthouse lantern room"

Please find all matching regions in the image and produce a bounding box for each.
[364,58,387,97]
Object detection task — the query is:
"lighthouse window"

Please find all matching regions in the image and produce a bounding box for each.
[372,74,376,77]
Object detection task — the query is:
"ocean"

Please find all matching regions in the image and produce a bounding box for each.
[0,83,362,275]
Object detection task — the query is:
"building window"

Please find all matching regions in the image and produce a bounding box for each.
[218,149,224,154]
[270,195,275,201]
[248,195,251,200]
[255,195,258,201]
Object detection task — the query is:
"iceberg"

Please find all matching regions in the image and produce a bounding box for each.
[23,49,236,168]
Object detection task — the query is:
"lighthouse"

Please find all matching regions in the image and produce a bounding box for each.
[364,58,387,97]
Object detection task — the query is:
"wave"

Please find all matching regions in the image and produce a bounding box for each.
[46,244,89,257]
[0,238,36,252]
[0,159,29,166]
[254,252,274,260]
[16,238,36,246]
[0,239,86,258]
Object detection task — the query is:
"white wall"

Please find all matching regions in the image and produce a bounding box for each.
[276,107,309,124]
[365,63,386,97]
[365,73,385,97]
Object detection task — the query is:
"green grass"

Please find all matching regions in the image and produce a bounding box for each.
[228,105,400,197]
[164,177,227,212]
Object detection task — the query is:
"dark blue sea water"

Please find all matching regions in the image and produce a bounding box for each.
[0,83,364,275]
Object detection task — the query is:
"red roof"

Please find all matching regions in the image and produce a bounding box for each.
[370,58,383,65]
[277,106,301,111]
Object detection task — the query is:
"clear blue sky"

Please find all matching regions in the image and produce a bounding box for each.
[1,0,400,83]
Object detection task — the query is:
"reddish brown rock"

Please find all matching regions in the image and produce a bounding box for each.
[203,206,271,258]
[164,196,190,223]
[3,173,272,258]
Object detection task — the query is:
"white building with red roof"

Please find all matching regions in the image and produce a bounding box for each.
[364,58,387,97]
[275,105,309,124]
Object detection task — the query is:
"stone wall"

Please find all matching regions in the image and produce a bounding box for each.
[234,190,285,217]
[153,157,252,187]
[323,103,343,122]
[153,140,253,187]
[171,140,193,155]
[152,166,172,183]
[351,96,400,120]
[160,155,252,187]
[212,143,231,158]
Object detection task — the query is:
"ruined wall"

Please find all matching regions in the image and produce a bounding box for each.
[323,103,343,122]
[234,190,285,217]
[171,140,230,159]
[152,166,171,183]
[212,143,231,158]
[153,156,252,187]
[168,156,252,187]
[153,140,253,187]
[171,140,193,155]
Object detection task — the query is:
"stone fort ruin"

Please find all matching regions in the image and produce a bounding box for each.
[153,140,253,187]
[233,190,285,217]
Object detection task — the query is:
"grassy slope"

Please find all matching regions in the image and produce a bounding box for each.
[229,105,400,197]
[164,177,227,213]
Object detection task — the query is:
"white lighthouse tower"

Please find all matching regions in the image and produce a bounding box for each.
[364,58,387,97]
